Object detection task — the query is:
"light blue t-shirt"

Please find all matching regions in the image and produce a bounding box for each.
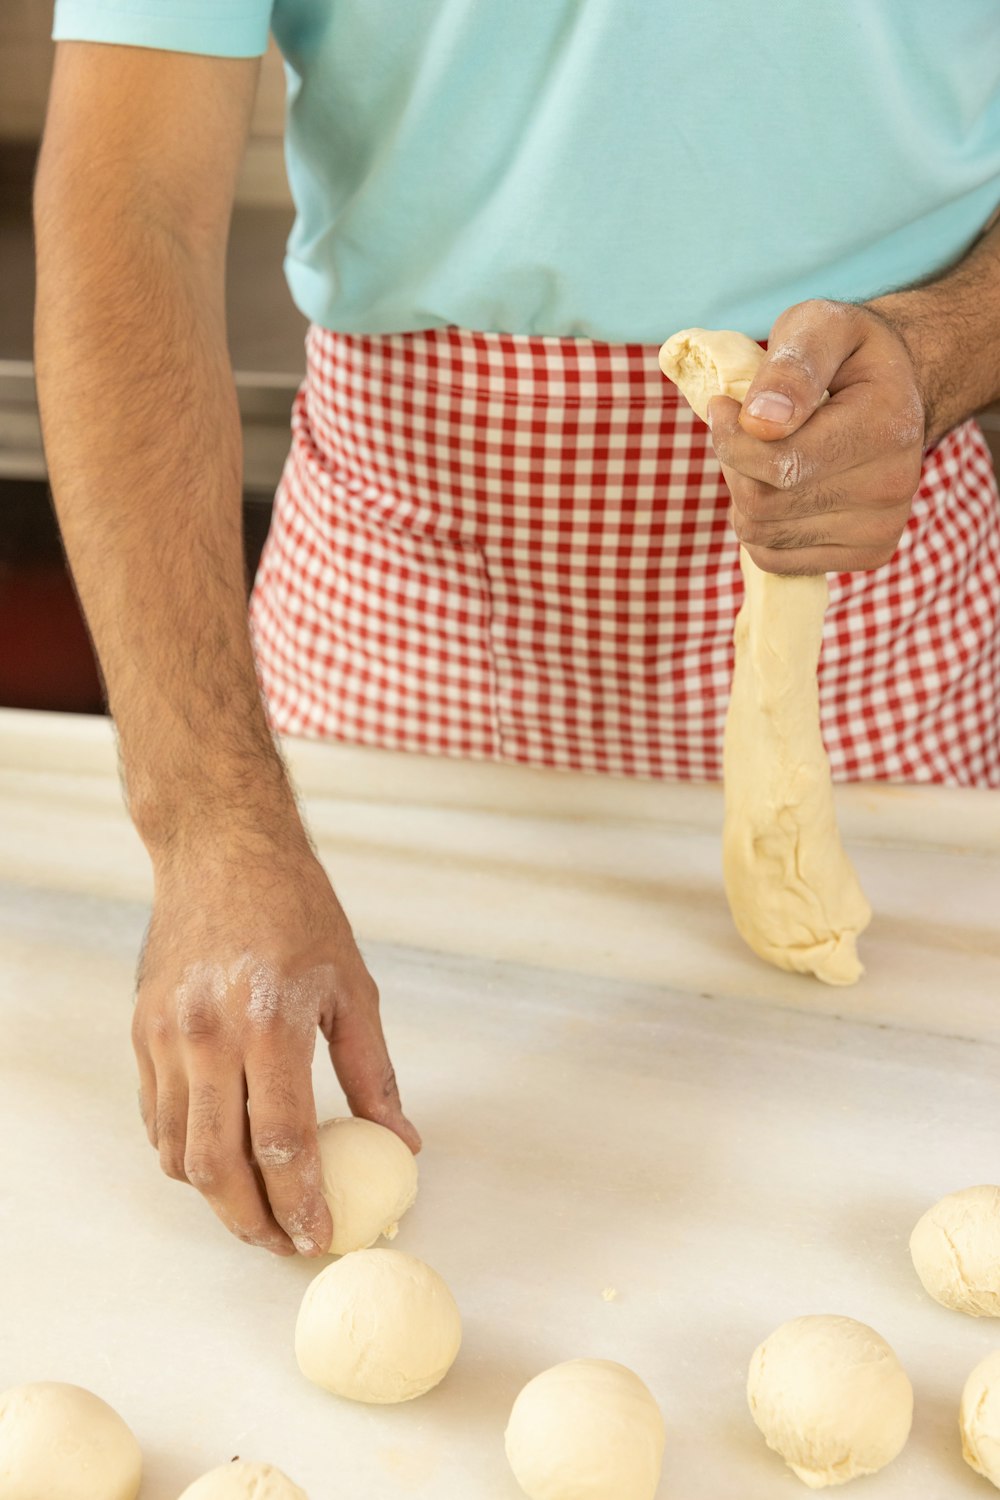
[54,1,1000,343]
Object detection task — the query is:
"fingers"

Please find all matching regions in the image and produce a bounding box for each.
[710,391,906,503]
[322,972,421,1155]
[727,498,912,567]
[185,1062,294,1256]
[244,1030,333,1258]
[737,299,866,440]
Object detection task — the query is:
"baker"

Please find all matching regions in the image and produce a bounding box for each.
[34,4,1000,1256]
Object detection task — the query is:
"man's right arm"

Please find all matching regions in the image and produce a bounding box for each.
[35,42,291,846]
[35,42,419,1256]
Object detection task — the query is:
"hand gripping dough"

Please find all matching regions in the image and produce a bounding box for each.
[505,1359,666,1500]
[316,1116,418,1255]
[910,1184,1000,1315]
[177,1460,308,1499]
[747,1316,913,1489]
[960,1350,1000,1487]
[659,328,871,985]
[0,1382,142,1500]
[295,1247,462,1403]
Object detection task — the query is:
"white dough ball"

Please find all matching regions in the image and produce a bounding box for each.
[747,1316,912,1489]
[910,1185,1000,1316]
[316,1116,418,1255]
[177,1459,308,1499]
[505,1359,665,1500]
[960,1350,1000,1487]
[295,1247,461,1403]
[0,1382,142,1500]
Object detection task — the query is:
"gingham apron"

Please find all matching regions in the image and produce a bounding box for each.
[250,326,1000,786]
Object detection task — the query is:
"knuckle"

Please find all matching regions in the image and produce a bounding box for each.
[147,1014,173,1050]
[776,448,804,491]
[733,481,773,523]
[183,1151,227,1191]
[731,510,756,545]
[176,994,223,1042]
[233,1224,274,1249]
[159,1150,188,1183]
[253,1127,305,1170]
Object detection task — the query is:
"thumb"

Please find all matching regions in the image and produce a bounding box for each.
[739,299,860,441]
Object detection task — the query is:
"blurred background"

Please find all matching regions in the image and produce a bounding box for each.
[2,5,999,717]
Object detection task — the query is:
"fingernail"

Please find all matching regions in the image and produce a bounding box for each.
[293,1235,321,1256]
[745,391,795,423]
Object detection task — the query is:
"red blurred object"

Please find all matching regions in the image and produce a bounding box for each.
[0,561,104,712]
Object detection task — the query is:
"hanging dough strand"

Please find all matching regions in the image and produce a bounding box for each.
[659,328,871,985]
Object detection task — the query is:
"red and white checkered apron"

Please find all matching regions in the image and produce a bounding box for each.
[250,325,1000,786]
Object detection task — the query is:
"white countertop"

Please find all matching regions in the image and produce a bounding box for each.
[1,709,998,1498]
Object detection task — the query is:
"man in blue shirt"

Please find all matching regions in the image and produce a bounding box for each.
[34,5,1000,1255]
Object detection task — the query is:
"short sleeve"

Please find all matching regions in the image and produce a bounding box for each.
[53,0,274,59]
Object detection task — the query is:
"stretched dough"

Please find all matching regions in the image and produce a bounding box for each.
[658,328,871,985]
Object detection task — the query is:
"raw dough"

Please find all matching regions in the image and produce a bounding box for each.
[0,1381,142,1500]
[177,1460,308,1499]
[505,1359,665,1500]
[960,1350,1000,1487]
[910,1184,1000,1315]
[659,327,871,985]
[295,1247,461,1403]
[747,1315,912,1489]
[316,1116,418,1255]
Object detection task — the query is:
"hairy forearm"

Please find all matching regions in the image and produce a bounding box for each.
[867,209,1000,445]
[34,184,300,855]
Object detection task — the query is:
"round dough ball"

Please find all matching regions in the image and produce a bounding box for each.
[0,1382,142,1500]
[316,1116,418,1256]
[747,1316,912,1489]
[961,1350,1000,1487]
[910,1185,1000,1316]
[505,1359,665,1500]
[177,1459,308,1499]
[295,1247,461,1403]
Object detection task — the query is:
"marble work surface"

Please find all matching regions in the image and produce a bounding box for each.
[1,709,999,1497]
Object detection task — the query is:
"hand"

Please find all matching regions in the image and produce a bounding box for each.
[707,299,926,575]
[132,827,419,1256]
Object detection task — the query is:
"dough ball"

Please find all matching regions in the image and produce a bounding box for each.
[316,1116,418,1255]
[505,1359,665,1500]
[295,1247,461,1403]
[177,1459,308,1499]
[910,1185,1000,1316]
[747,1316,912,1489]
[960,1350,1000,1487]
[0,1381,142,1500]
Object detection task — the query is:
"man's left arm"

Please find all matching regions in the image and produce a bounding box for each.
[707,210,1000,575]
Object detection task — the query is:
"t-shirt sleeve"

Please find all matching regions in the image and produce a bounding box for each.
[52,0,273,59]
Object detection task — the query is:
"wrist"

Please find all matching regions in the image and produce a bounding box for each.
[863,291,946,445]
[129,752,308,865]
